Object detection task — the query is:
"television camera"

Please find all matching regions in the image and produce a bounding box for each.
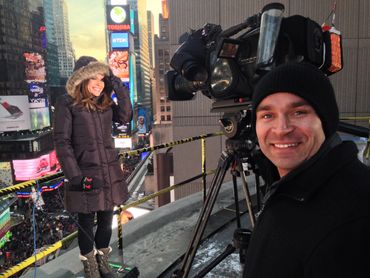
[165,2,343,139]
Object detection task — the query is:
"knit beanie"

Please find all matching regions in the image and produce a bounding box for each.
[252,62,339,137]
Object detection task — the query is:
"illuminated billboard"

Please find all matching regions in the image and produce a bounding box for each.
[28,82,48,108]
[0,162,12,186]
[12,150,60,181]
[106,5,130,31]
[30,107,50,131]
[114,137,132,149]
[111,32,129,49]
[137,107,147,134]
[0,96,31,132]
[109,51,130,82]
[23,52,46,83]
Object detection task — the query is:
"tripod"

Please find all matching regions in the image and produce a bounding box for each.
[172,138,262,278]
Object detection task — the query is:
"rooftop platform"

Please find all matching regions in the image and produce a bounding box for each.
[21,176,255,278]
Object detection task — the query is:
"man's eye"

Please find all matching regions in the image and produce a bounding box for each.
[294,110,307,116]
[259,113,272,119]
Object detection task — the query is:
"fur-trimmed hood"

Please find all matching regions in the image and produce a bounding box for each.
[66,61,110,97]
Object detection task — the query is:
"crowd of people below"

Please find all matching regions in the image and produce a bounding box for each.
[0,154,141,275]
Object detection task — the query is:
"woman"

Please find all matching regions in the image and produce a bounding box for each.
[53,56,132,278]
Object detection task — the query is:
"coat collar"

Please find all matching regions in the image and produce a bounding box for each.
[264,134,359,203]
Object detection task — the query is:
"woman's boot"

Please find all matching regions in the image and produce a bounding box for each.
[96,247,117,278]
[79,250,101,278]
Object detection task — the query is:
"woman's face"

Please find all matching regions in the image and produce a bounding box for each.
[87,73,105,97]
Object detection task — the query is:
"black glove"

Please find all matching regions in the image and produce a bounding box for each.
[109,73,129,96]
[69,176,104,191]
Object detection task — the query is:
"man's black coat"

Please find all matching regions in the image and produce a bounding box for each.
[243,138,370,278]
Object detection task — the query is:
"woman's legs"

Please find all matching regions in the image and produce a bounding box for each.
[95,210,114,249]
[77,212,95,255]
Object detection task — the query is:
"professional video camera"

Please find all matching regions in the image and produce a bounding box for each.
[165,2,343,138]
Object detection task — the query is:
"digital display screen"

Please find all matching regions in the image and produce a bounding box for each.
[106,5,130,31]
[30,107,50,131]
[109,51,130,82]
[111,32,129,49]
[23,52,46,83]
[12,150,60,181]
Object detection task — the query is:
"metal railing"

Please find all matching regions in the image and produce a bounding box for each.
[0,131,223,277]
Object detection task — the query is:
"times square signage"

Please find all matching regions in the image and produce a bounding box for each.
[106,5,130,31]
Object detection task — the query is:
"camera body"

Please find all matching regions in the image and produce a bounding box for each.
[165,4,343,107]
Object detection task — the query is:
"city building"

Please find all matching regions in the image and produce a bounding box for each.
[43,0,74,81]
[154,14,171,125]
[129,0,153,132]
[42,0,62,88]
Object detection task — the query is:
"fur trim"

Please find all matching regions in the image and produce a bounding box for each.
[66,62,110,97]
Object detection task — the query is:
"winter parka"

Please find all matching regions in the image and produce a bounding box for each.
[243,136,370,277]
[53,62,133,213]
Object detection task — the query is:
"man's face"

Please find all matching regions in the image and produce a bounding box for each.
[255,92,325,177]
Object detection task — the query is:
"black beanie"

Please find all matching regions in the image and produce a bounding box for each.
[73,56,98,72]
[252,62,339,137]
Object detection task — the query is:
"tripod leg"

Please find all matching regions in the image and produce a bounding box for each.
[232,175,241,228]
[172,152,233,278]
[239,167,256,227]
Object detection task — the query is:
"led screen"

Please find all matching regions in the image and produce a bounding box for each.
[109,51,130,82]
[0,96,31,132]
[111,32,129,49]
[12,150,60,181]
[30,107,50,131]
[24,52,46,83]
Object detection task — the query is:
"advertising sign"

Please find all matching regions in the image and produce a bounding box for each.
[137,107,147,134]
[109,51,130,82]
[30,107,50,131]
[111,32,129,49]
[114,137,132,149]
[0,162,12,187]
[106,5,130,31]
[28,82,48,108]
[23,52,46,83]
[12,150,60,181]
[0,96,31,132]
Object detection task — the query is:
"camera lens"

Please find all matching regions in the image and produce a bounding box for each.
[182,61,208,82]
[210,58,233,94]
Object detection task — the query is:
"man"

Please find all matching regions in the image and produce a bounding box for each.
[243,62,370,277]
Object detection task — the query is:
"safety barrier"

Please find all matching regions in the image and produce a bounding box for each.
[0,131,223,277]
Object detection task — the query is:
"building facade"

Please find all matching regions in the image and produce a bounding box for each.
[44,0,74,80]
[128,0,153,131]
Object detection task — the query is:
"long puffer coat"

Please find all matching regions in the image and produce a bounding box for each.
[53,62,132,213]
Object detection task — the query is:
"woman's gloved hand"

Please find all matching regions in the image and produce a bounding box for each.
[69,176,104,191]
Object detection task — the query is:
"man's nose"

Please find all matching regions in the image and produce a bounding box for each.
[273,115,293,134]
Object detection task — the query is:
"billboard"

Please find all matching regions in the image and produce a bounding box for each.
[111,32,129,49]
[137,107,147,134]
[114,137,132,149]
[0,96,31,132]
[0,162,12,187]
[28,82,48,108]
[12,150,60,181]
[30,107,50,131]
[23,52,46,83]
[109,51,129,82]
[106,5,130,31]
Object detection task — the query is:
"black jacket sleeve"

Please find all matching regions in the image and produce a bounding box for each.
[53,95,82,181]
[110,75,133,124]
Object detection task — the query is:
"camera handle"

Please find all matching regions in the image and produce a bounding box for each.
[172,140,258,278]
